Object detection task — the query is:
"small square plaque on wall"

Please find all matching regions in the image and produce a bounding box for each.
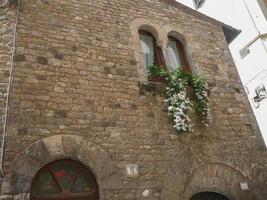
[126,164,139,177]
[240,182,249,191]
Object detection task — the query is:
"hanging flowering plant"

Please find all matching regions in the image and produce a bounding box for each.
[147,65,212,133]
[165,69,193,133]
[190,75,212,127]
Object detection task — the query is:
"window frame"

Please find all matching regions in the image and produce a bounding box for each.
[168,36,191,73]
[139,30,166,68]
[31,159,99,200]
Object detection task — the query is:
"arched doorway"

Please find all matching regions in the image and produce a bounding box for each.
[190,192,231,200]
[31,159,99,200]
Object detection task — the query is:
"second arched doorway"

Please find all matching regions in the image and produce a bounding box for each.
[190,191,232,200]
[31,159,99,200]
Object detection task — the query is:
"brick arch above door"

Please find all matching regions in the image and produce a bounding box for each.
[161,162,258,200]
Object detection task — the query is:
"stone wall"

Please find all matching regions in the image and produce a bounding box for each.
[0,1,16,174]
[0,0,267,200]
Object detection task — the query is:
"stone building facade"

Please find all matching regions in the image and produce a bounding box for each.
[0,0,267,200]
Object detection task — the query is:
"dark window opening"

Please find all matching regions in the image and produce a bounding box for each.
[190,191,231,200]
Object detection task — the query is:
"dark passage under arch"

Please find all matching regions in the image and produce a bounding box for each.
[190,192,231,200]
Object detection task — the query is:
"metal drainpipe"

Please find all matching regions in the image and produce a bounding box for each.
[0,0,20,192]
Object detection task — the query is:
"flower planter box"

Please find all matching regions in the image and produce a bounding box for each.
[148,76,165,82]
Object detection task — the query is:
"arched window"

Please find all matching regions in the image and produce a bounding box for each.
[139,30,165,69]
[31,159,99,200]
[166,36,191,72]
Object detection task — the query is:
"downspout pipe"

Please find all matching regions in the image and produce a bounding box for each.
[0,0,20,188]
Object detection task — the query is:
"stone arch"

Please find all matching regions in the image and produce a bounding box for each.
[130,18,163,46]
[184,163,257,200]
[129,18,164,80]
[161,163,258,200]
[10,135,122,197]
[161,25,188,48]
[167,30,187,48]
[138,24,160,44]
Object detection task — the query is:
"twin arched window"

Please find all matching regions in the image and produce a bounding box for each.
[139,30,191,74]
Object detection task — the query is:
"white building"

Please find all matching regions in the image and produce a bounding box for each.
[176,0,267,145]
